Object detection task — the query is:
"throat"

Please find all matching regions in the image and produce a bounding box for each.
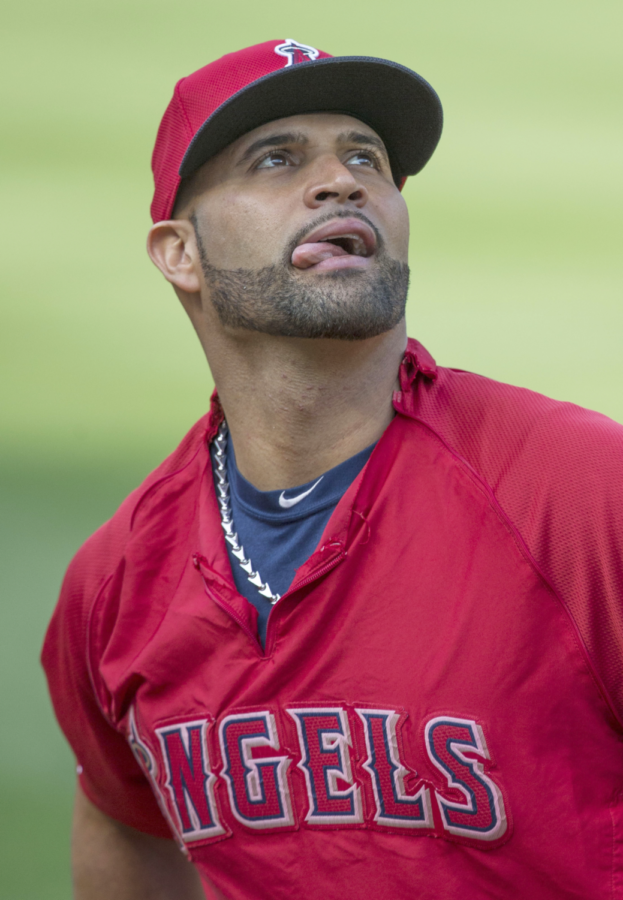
[211,324,407,491]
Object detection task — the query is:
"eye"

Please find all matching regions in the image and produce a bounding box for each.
[255,150,294,169]
[346,150,380,169]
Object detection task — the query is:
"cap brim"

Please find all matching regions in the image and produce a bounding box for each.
[179,56,443,183]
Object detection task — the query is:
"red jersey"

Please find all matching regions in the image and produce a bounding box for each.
[42,339,623,899]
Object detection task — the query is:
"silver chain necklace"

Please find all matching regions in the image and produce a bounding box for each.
[213,420,281,605]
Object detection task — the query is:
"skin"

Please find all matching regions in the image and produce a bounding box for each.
[72,786,207,899]
[73,113,412,896]
[147,112,410,489]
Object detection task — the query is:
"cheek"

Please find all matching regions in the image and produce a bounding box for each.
[199,194,286,269]
[384,193,410,260]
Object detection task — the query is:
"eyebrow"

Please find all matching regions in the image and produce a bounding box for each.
[237,128,389,165]
[336,130,388,158]
[238,132,309,164]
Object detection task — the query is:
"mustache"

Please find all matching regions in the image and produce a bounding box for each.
[282,210,385,267]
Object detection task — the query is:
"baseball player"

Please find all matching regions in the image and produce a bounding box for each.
[43,39,623,900]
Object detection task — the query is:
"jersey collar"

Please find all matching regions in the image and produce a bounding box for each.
[392,338,438,418]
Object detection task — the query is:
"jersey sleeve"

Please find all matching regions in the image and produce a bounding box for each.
[41,411,216,837]
[413,361,623,726]
[42,522,173,839]
[496,398,623,726]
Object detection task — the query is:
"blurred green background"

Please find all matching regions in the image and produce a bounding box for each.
[0,0,621,896]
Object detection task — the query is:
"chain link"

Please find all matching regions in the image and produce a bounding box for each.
[213,421,281,605]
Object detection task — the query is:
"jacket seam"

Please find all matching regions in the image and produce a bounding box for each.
[129,435,206,530]
[99,459,209,724]
[407,414,623,733]
[86,572,117,727]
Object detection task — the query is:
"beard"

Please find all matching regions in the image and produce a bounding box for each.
[192,212,409,341]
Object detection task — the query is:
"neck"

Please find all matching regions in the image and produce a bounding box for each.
[206,324,407,490]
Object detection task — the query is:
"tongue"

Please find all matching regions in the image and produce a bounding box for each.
[291,241,350,269]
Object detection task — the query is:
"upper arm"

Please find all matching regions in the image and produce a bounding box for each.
[415,369,623,723]
[72,785,207,900]
[42,542,172,837]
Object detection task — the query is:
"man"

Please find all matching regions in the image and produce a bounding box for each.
[42,39,623,900]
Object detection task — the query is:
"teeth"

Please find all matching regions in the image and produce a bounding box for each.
[300,227,372,258]
[329,233,367,257]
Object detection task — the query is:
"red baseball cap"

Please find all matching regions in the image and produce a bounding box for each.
[150,39,443,223]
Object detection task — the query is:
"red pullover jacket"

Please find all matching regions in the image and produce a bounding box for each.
[43,340,623,899]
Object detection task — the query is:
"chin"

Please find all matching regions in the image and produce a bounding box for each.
[313,266,369,279]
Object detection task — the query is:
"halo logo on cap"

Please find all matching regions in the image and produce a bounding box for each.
[274,39,319,67]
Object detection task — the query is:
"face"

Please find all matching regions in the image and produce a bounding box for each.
[180,113,410,340]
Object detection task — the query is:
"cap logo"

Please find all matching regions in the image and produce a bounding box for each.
[274,39,319,67]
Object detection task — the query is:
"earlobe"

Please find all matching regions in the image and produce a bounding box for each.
[146,220,202,294]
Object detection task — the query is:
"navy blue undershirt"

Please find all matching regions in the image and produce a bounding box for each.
[212,434,375,646]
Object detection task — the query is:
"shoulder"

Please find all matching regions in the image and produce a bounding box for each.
[42,411,214,669]
[77,412,211,582]
[411,361,623,567]
[409,363,623,507]
[406,355,623,723]
[38,415,214,840]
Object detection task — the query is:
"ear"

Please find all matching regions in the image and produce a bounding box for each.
[146,219,202,294]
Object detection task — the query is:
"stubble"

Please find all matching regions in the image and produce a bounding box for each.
[192,211,409,341]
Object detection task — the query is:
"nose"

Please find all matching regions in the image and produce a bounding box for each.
[302,155,368,210]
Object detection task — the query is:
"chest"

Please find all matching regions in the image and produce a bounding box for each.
[100,434,623,897]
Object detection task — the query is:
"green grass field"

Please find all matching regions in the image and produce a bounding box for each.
[1,1,621,895]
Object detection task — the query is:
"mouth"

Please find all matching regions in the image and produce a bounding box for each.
[291,217,378,272]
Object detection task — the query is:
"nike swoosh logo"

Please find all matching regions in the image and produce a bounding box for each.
[278,476,324,509]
